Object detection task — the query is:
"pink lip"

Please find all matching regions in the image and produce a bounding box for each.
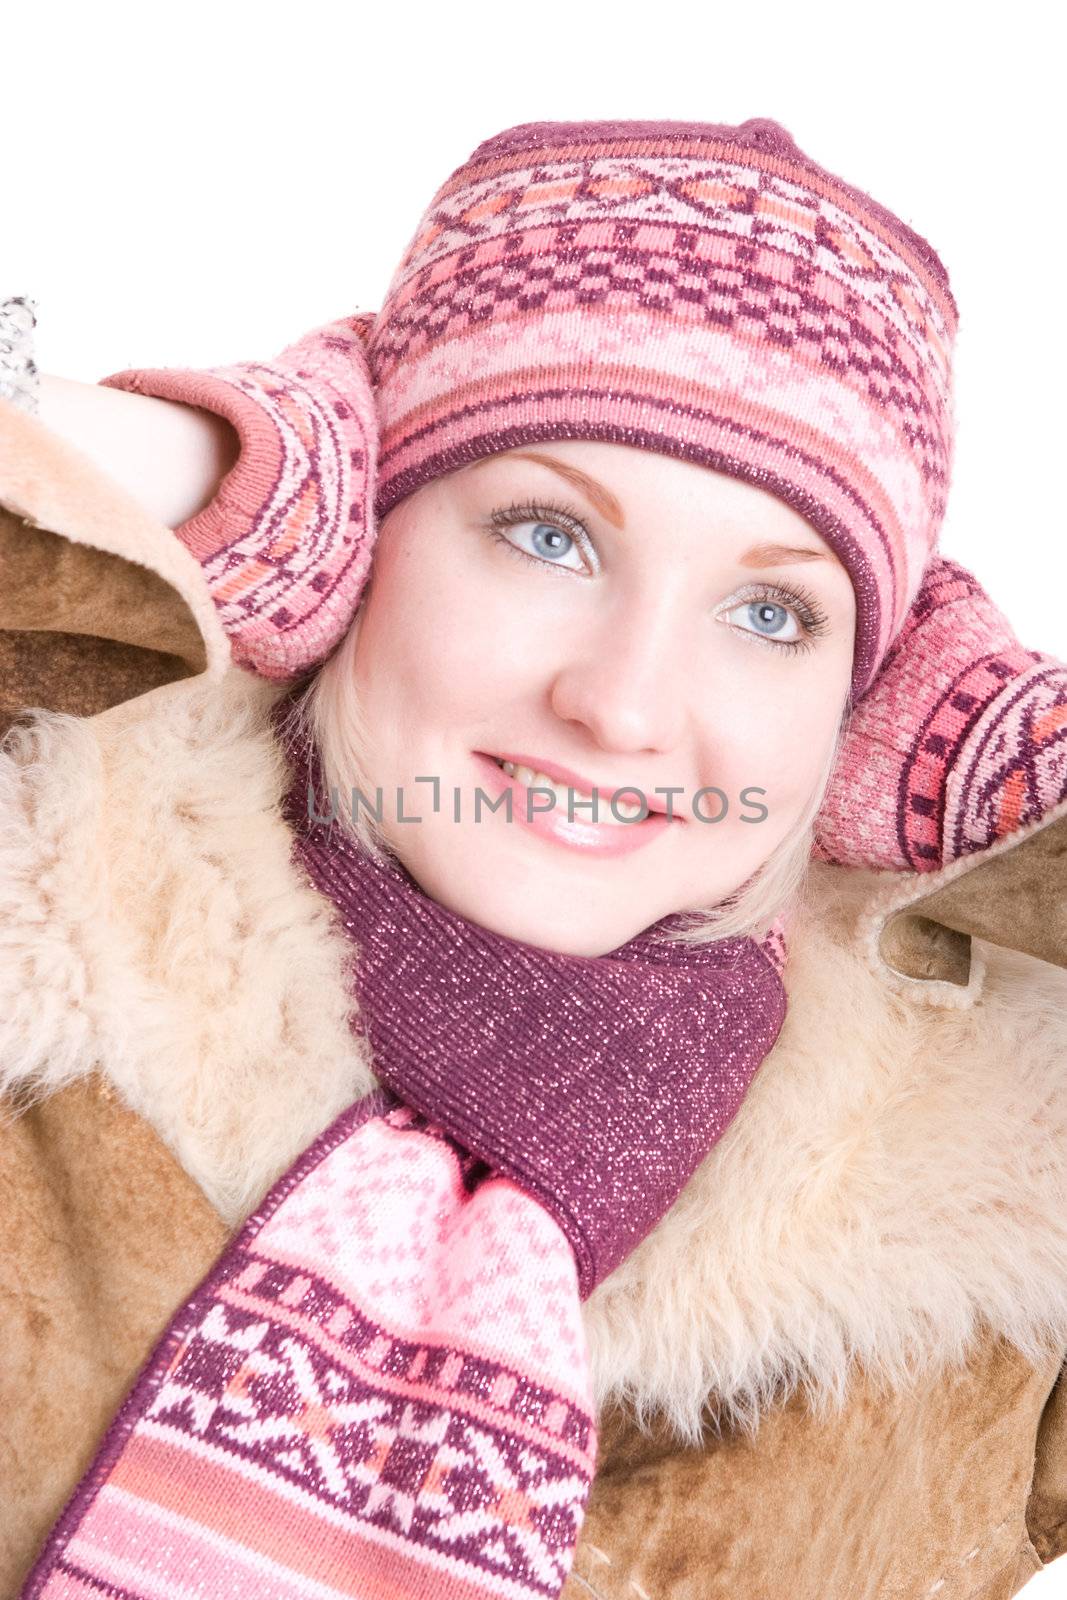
[475,749,680,817]
[472,752,675,859]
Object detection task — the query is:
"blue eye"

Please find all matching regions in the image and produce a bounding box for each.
[722,593,822,655]
[484,501,592,574]
[737,599,798,642]
[482,499,829,657]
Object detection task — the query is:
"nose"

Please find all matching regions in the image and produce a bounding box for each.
[548,593,689,755]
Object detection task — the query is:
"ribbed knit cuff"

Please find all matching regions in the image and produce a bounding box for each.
[99,314,379,681]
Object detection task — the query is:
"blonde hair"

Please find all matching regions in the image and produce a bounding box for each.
[280,602,853,951]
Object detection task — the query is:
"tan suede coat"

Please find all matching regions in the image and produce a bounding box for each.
[2,397,1067,1600]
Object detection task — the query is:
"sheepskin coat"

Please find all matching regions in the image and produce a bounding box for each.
[3,398,1067,1600]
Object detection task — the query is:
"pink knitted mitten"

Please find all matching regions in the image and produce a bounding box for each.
[815,555,1067,872]
[99,315,379,681]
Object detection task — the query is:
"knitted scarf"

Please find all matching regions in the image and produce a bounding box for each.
[21,700,787,1600]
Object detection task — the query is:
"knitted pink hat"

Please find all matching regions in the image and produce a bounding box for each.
[101,116,957,709]
[365,117,959,706]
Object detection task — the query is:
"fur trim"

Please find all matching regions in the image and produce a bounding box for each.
[583,864,1067,1443]
[3,670,1067,1447]
[0,668,378,1221]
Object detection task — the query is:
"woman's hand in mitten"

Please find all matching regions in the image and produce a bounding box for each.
[814,555,1067,872]
[99,315,379,681]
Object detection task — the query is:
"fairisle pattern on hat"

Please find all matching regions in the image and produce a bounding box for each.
[99,117,958,706]
[367,117,959,705]
[22,1089,598,1599]
[100,314,380,681]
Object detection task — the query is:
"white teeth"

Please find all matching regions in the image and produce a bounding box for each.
[494,758,650,824]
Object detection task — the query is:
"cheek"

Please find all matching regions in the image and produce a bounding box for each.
[704,660,845,812]
[352,537,530,730]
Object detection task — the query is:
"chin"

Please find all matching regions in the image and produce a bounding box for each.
[510,920,631,958]
[485,913,636,958]
[490,903,655,959]
[408,866,644,956]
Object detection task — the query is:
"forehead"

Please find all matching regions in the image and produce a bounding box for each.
[453,440,844,565]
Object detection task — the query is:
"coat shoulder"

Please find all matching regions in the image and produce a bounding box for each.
[0,663,379,1222]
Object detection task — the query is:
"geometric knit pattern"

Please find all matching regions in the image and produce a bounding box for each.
[22,1089,597,1600]
[100,314,380,682]
[759,913,789,976]
[814,556,1067,871]
[367,117,960,706]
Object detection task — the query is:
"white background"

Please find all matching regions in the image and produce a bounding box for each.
[7,0,1065,671]
[7,2,1065,1591]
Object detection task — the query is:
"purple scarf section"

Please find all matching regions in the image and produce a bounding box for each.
[274,689,788,1299]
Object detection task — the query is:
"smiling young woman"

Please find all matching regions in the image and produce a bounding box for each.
[12,116,1067,1600]
[299,437,857,957]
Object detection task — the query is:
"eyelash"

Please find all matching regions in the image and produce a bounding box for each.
[482,498,831,655]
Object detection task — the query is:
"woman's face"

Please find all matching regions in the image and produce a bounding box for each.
[348,440,856,956]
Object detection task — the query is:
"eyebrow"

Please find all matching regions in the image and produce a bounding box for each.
[468,451,628,530]
[466,451,833,567]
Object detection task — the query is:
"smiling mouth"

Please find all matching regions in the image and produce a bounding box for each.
[480,753,677,821]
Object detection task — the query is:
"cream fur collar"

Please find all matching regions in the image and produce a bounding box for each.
[3,666,1067,1445]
